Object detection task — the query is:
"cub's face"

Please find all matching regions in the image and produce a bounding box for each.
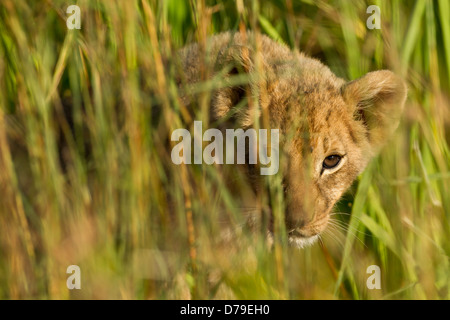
[261,70,406,247]
[182,34,407,248]
[273,82,372,247]
[213,63,406,247]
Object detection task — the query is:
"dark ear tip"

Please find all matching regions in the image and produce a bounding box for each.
[343,70,407,106]
[369,70,407,97]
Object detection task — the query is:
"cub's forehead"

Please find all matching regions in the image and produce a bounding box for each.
[276,83,347,123]
[274,88,352,152]
[307,98,348,131]
[269,76,350,141]
[275,75,344,106]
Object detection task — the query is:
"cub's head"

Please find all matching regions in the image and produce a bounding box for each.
[278,69,407,247]
[210,38,407,248]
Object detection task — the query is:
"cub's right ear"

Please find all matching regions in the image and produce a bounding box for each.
[341,70,407,153]
[212,45,269,128]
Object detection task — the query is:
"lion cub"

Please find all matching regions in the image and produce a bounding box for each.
[176,32,407,248]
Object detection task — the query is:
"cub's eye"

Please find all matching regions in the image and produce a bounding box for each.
[323,155,342,169]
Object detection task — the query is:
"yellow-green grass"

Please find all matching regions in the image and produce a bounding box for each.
[0,0,448,299]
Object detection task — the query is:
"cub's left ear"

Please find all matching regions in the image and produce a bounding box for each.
[342,70,407,153]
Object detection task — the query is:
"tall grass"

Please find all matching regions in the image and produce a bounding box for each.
[0,0,448,299]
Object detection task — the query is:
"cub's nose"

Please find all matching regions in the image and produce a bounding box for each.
[289,226,318,239]
[285,209,309,232]
[286,217,307,233]
[287,214,329,238]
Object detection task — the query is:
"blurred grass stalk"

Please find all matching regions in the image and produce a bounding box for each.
[0,0,448,299]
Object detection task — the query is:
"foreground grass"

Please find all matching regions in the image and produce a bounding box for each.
[0,0,448,299]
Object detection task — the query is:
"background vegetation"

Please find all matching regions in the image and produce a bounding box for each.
[0,0,448,299]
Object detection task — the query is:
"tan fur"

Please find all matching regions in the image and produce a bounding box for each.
[177,32,407,247]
